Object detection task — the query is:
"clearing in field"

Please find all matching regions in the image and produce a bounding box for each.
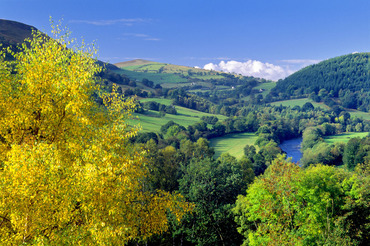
[324,132,369,144]
[210,132,258,159]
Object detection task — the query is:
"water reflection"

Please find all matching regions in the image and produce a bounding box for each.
[279,138,303,164]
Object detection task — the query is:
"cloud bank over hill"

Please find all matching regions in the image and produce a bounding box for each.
[203,59,320,81]
[203,60,291,81]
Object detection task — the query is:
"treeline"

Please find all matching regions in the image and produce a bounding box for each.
[141,101,177,115]
[170,90,239,116]
[269,53,370,111]
[195,80,265,106]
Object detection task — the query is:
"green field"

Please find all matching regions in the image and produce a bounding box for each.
[347,110,370,120]
[129,103,228,132]
[324,132,369,144]
[270,98,330,109]
[255,82,276,97]
[210,132,258,159]
[117,69,188,84]
[140,98,173,105]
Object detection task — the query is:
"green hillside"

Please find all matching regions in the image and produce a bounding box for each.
[130,98,228,132]
[269,53,370,111]
[114,59,259,90]
[116,59,227,80]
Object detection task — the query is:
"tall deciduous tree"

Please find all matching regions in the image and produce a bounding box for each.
[0,24,191,244]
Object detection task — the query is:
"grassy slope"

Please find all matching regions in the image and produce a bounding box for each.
[270,98,330,109]
[116,69,189,84]
[210,132,258,159]
[324,132,369,144]
[346,109,370,121]
[255,82,276,97]
[129,99,228,132]
[115,60,236,85]
[140,98,173,105]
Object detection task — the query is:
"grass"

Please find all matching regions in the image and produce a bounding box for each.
[140,98,173,106]
[347,109,370,120]
[117,69,188,84]
[255,82,276,97]
[270,98,330,109]
[324,132,369,144]
[115,59,157,67]
[210,132,258,159]
[128,104,228,132]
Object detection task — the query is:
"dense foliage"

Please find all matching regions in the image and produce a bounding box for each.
[0,27,191,244]
[234,157,370,246]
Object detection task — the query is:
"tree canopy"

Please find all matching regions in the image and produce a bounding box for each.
[0,25,191,244]
[233,156,370,246]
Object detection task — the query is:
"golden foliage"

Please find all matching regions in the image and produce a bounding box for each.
[0,24,191,245]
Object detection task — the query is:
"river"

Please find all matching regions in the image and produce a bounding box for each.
[279,137,303,164]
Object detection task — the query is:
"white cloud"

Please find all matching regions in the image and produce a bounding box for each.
[119,33,161,41]
[123,33,150,38]
[144,38,161,41]
[203,60,291,81]
[70,18,149,26]
[280,59,321,67]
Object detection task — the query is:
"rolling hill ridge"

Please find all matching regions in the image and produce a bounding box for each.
[0,19,36,48]
[269,53,370,111]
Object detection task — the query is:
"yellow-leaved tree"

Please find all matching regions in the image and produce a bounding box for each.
[0,23,191,245]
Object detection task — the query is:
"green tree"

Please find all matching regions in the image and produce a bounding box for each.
[233,156,370,245]
[178,154,252,245]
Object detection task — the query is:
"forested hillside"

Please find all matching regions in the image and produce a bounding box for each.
[269,53,370,111]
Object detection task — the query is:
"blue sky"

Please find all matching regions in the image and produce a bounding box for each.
[2,0,369,80]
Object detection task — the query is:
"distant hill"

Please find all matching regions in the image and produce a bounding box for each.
[115,59,229,78]
[269,53,370,111]
[0,19,135,90]
[0,19,271,100]
[115,59,159,68]
[114,59,266,91]
[0,19,36,48]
